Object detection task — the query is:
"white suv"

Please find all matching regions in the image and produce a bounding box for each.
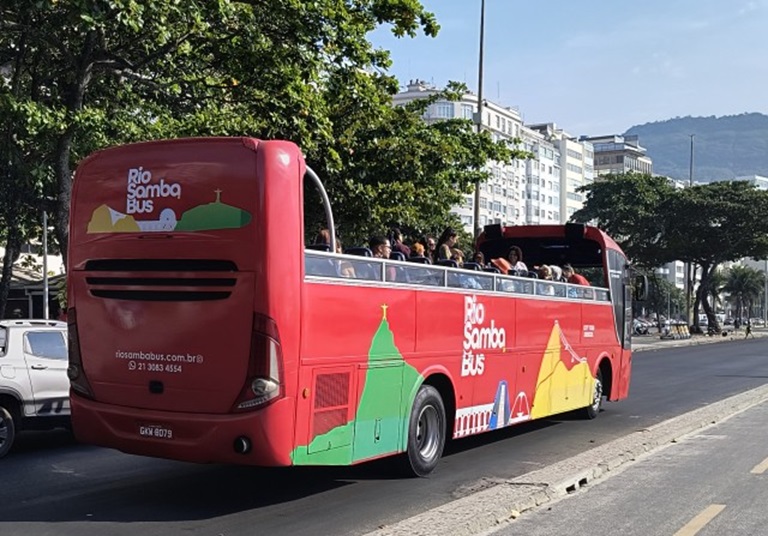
[0,319,70,458]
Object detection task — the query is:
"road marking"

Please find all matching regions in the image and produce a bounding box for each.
[674,504,726,536]
[750,456,768,474]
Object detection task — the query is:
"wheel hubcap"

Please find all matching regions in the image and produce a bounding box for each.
[591,377,603,411]
[416,404,440,461]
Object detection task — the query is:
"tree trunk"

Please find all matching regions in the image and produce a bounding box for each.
[54,30,97,263]
[698,263,720,332]
[0,232,22,319]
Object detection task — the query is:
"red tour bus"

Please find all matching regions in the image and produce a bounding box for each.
[67,137,641,476]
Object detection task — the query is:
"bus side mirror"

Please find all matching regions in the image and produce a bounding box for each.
[633,275,648,301]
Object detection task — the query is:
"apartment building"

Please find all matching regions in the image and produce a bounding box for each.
[519,126,561,224]
[528,123,594,222]
[581,134,652,176]
[393,80,593,231]
[393,80,527,232]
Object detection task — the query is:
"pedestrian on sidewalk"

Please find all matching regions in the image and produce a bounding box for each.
[745,319,754,339]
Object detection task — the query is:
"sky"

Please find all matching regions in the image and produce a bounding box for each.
[369,0,768,137]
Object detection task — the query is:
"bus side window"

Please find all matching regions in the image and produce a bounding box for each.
[305,253,340,277]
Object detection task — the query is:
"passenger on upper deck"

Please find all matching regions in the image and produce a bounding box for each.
[537,265,553,280]
[369,235,392,258]
[389,227,411,258]
[507,246,528,273]
[435,227,458,262]
[450,248,465,266]
[550,265,564,282]
[563,264,590,286]
[411,242,426,258]
[335,238,356,278]
[425,236,437,263]
[314,229,332,248]
[473,251,486,267]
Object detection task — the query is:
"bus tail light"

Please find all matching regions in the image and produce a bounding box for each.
[233,314,284,412]
[67,308,95,399]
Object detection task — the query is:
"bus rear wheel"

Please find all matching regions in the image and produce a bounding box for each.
[583,369,604,420]
[405,385,446,477]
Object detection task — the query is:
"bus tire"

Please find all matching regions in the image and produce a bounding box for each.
[404,385,446,477]
[0,406,17,459]
[583,369,604,420]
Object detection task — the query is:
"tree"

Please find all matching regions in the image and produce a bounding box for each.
[571,173,677,268]
[645,275,684,331]
[1,0,452,316]
[311,81,526,244]
[723,265,764,324]
[663,182,768,330]
[573,175,768,332]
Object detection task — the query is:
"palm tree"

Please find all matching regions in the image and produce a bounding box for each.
[723,266,765,323]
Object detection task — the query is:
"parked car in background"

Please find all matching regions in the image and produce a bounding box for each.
[633,318,650,335]
[0,319,69,458]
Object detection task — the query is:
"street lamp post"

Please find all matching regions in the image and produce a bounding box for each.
[42,208,49,320]
[764,259,767,326]
[685,134,695,325]
[472,0,486,237]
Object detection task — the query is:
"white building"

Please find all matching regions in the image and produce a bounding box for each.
[393,80,592,232]
[528,123,594,222]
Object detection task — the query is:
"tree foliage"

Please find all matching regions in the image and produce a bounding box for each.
[572,174,768,329]
[570,173,676,268]
[2,1,528,316]
[723,265,765,323]
[644,274,684,329]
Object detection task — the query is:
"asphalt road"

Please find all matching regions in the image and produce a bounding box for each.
[2,337,768,536]
[490,398,768,536]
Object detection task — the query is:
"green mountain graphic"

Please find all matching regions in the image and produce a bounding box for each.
[175,190,251,231]
[292,307,423,465]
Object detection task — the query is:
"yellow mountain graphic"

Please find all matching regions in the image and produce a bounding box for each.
[87,205,140,233]
[531,323,595,419]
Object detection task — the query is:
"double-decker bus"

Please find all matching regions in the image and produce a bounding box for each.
[67,137,642,476]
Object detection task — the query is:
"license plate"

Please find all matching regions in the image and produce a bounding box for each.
[138,425,173,439]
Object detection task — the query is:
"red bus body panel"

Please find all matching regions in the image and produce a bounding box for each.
[68,137,630,467]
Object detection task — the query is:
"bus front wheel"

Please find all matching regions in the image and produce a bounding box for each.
[405,385,446,477]
[583,369,604,420]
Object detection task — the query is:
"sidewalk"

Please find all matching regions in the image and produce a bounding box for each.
[632,326,768,352]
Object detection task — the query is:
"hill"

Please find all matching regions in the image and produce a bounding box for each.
[624,113,768,182]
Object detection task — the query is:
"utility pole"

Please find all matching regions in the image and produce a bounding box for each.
[42,208,49,320]
[685,134,694,325]
[764,259,767,326]
[472,0,486,238]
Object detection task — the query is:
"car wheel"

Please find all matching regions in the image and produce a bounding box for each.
[404,385,446,477]
[0,406,17,459]
[583,369,603,420]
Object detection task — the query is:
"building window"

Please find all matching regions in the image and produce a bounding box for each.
[462,104,474,120]
[435,102,454,118]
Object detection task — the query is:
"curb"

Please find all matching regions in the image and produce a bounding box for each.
[364,384,768,536]
[632,330,768,352]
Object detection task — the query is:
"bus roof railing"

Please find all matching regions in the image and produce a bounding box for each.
[304,249,609,302]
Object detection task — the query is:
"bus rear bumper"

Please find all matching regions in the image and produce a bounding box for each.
[71,394,295,466]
